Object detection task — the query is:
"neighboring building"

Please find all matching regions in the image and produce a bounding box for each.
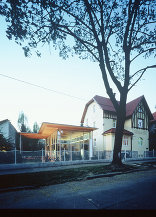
[149,112,156,150]
[81,95,153,157]
[0,119,18,149]
[20,122,96,160]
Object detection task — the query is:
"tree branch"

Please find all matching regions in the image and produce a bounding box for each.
[128,65,156,91]
[132,40,155,50]
[83,0,101,47]
[103,41,123,92]
[130,48,156,63]
[57,26,99,61]
[99,59,120,112]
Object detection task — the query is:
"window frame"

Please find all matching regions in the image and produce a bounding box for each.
[138,137,143,146]
[138,119,143,129]
[122,136,129,146]
[113,119,116,128]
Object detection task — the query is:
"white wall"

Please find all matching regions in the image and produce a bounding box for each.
[84,101,104,151]
[124,118,149,155]
[83,101,149,155]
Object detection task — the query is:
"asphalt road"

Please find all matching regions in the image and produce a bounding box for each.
[0,168,156,209]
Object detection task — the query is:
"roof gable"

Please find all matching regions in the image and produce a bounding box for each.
[153,112,156,120]
[0,119,9,125]
[126,95,153,120]
[93,95,117,112]
[102,128,133,136]
[81,95,153,124]
[126,95,144,118]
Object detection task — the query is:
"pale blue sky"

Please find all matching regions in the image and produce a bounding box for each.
[0,17,156,131]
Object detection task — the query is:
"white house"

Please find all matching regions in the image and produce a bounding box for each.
[81,95,153,157]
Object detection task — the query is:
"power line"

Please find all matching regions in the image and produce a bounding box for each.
[0,73,87,101]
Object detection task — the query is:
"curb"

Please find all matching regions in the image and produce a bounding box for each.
[86,168,148,180]
[0,168,150,193]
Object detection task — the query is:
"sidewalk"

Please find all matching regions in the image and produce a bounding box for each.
[0,159,156,193]
[0,158,156,175]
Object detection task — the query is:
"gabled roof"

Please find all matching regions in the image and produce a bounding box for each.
[81,95,153,123]
[0,119,9,125]
[150,112,156,123]
[81,95,116,123]
[93,95,117,112]
[153,112,156,120]
[126,95,144,118]
[102,128,133,136]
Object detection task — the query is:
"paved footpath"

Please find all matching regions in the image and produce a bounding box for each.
[0,168,156,209]
[0,159,156,175]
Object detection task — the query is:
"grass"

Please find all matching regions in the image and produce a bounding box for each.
[0,164,136,189]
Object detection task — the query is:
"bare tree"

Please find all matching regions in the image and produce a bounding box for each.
[1,0,155,166]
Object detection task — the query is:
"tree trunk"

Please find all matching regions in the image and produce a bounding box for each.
[111,97,127,167]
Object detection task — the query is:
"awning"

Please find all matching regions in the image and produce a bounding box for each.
[20,122,97,139]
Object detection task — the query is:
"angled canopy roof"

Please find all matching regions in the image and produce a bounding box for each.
[20,122,97,139]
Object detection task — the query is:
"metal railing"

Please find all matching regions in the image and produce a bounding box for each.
[0,149,156,164]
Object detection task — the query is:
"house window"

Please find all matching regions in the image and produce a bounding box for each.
[138,106,143,113]
[93,121,96,128]
[123,136,128,146]
[93,105,95,113]
[85,118,88,126]
[138,137,143,146]
[113,119,116,128]
[138,119,143,128]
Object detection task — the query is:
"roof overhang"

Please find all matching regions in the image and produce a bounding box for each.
[20,122,97,139]
[19,133,49,139]
[102,128,133,136]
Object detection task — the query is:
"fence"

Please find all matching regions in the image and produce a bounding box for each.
[0,149,156,164]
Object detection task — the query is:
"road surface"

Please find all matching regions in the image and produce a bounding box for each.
[0,168,156,209]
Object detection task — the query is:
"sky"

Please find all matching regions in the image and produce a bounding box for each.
[0,17,156,131]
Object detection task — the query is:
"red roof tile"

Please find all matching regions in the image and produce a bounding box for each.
[102,128,133,136]
[81,95,153,124]
[94,95,118,112]
[126,95,144,118]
